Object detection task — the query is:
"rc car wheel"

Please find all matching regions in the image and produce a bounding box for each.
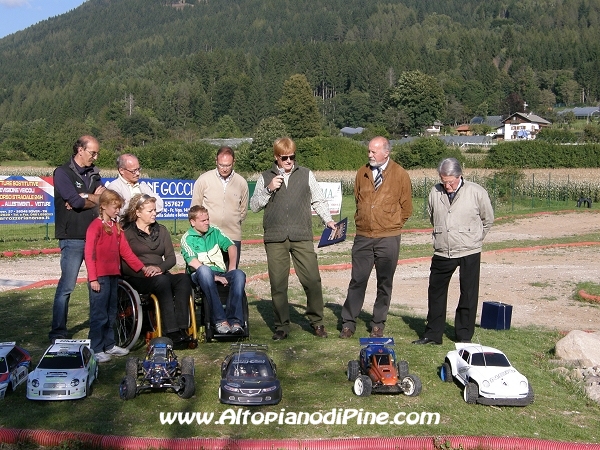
[178,374,195,399]
[181,356,195,375]
[440,362,453,382]
[119,375,137,400]
[400,374,422,397]
[149,336,174,347]
[125,357,140,378]
[353,375,372,397]
[525,384,535,404]
[86,377,93,398]
[347,360,360,381]
[463,382,478,404]
[397,360,409,379]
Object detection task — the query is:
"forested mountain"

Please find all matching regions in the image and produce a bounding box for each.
[1,0,600,162]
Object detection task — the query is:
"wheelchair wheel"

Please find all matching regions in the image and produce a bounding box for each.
[115,279,143,350]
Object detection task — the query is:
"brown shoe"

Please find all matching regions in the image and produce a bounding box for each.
[370,326,383,338]
[339,327,354,339]
[313,325,328,338]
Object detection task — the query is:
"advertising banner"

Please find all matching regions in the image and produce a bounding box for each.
[313,182,343,216]
[0,176,54,224]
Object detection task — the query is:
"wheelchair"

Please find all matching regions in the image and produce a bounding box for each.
[193,281,250,343]
[114,279,199,350]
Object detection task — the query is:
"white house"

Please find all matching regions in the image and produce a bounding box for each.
[501,112,551,140]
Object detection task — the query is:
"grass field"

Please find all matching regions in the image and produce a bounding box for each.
[2,166,600,446]
[0,228,599,445]
[0,282,599,443]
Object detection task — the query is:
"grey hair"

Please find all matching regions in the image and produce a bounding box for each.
[438,158,462,177]
[116,153,138,169]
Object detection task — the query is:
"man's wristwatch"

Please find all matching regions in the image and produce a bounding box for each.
[81,193,89,199]
[266,186,272,194]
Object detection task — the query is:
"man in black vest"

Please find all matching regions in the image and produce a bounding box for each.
[49,135,106,342]
[250,137,336,340]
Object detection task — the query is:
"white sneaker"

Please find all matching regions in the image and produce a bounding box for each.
[95,352,111,363]
[215,321,231,334]
[105,345,129,357]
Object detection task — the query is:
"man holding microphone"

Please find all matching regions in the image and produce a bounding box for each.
[250,137,336,340]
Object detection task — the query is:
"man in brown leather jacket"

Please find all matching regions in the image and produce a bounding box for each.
[339,136,413,339]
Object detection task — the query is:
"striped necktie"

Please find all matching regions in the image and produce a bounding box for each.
[374,168,383,190]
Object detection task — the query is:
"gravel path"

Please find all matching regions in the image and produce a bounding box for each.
[1,211,599,332]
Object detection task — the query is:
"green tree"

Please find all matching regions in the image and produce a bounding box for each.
[387,71,446,134]
[213,115,241,138]
[238,116,287,172]
[276,74,321,139]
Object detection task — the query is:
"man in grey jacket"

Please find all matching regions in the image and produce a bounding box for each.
[413,157,494,345]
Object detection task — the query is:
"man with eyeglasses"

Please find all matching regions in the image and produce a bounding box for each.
[250,137,336,340]
[191,146,249,268]
[50,135,106,343]
[107,154,164,215]
[412,157,494,346]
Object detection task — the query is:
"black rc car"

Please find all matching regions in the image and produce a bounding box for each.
[220,343,281,405]
[119,337,195,400]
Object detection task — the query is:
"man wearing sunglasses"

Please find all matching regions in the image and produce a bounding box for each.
[250,137,336,340]
[107,154,164,215]
[50,135,106,343]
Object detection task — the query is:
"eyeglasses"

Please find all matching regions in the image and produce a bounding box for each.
[440,178,460,187]
[217,163,233,169]
[123,167,141,174]
[279,154,296,162]
[85,148,99,158]
[136,194,152,208]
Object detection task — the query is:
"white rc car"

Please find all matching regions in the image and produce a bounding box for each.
[440,343,534,406]
[0,342,31,399]
[27,339,98,401]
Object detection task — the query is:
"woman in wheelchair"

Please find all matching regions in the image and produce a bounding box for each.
[121,194,193,344]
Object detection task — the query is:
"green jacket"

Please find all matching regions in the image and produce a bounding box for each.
[180,225,233,273]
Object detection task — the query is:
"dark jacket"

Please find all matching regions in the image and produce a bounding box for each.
[53,159,102,240]
[261,164,312,243]
[121,222,176,277]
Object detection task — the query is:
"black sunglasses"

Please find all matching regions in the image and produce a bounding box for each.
[279,154,296,161]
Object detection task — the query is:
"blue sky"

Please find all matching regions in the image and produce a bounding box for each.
[0,0,87,39]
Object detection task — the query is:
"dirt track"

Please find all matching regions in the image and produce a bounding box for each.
[1,211,599,332]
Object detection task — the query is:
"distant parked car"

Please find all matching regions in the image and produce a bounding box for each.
[0,342,31,399]
[440,343,534,406]
[220,344,281,405]
[347,337,422,397]
[119,336,195,400]
[27,339,97,401]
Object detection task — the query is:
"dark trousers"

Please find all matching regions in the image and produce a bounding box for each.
[265,239,324,333]
[341,235,401,332]
[126,272,191,334]
[424,253,481,342]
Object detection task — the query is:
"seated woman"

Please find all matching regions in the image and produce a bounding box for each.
[122,193,192,344]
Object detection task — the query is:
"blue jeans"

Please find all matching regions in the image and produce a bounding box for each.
[88,276,118,354]
[49,239,85,340]
[191,266,245,326]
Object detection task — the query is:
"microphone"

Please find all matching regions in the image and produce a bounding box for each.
[273,168,285,191]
